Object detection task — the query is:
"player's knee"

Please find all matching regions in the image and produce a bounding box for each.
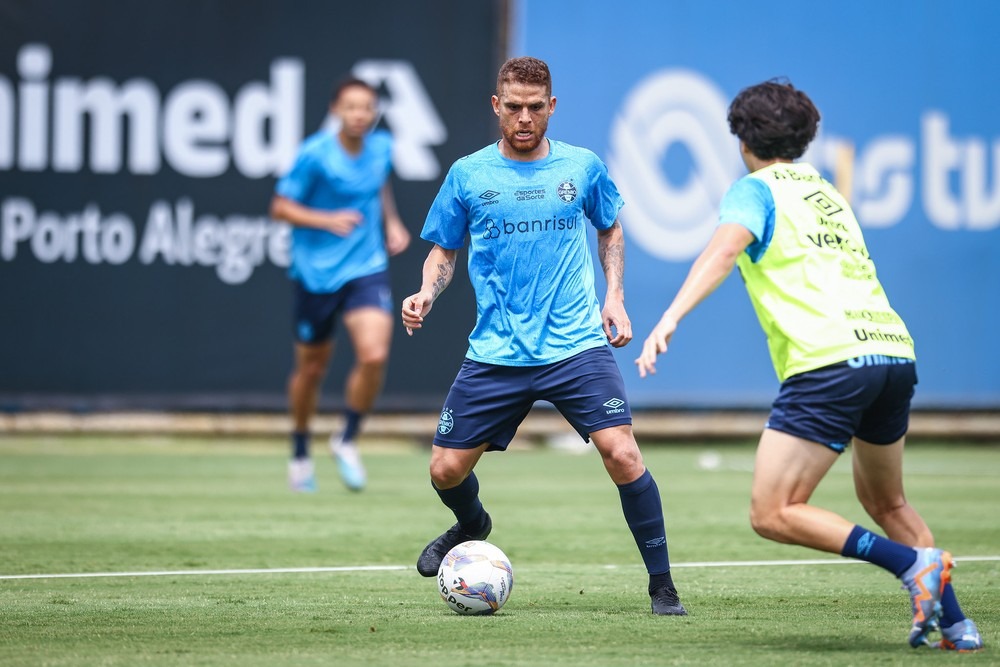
[859,495,906,523]
[296,361,327,386]
[356,349,389,369]
[600,443,643,482]
[429,457,469,489]
[749,503,785,542]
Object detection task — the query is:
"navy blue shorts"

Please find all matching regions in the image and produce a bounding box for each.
[293,271,392,344]
[434,345,632,451]
[766,355,918,452]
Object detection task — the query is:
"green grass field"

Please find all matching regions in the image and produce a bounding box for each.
[1,435,997,666]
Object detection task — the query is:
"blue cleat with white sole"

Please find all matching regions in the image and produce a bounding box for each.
[330,436,366,491]
[287,458,316,493]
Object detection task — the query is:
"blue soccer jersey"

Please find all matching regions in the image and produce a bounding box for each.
[718,175,775,263]
[275,128,393,293]
[421,139,624,366]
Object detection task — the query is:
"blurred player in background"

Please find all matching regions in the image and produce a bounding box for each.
[635,79,981,650]
[401,57,686,616]
[271,77,410,493]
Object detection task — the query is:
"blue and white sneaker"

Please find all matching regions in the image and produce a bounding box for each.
[287,458,316,493]
[936,619,983,652]
[901,547,952,647]
[330,436,366,492]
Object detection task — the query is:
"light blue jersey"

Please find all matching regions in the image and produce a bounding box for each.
[275,128,393,293]
[718,175,775,263]
[422,139,624,366]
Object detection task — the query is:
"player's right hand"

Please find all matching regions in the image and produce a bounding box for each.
[401,292,434,336]
[324,210,363,236]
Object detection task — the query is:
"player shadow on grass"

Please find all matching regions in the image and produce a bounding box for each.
[747,634,898,654]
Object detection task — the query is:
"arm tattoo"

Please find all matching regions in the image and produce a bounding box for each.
[598,222,625,290]
[431,260,454,299]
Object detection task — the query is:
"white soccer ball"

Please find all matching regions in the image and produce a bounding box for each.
[437,540,514,615]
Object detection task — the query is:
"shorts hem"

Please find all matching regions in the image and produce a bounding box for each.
[853,428,908,446]
[585,417,633,436]
[764,424,848,453]
[431,438,504,451]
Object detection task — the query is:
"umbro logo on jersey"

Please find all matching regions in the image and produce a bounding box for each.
[804,190,843,216]
[479,190,500,207]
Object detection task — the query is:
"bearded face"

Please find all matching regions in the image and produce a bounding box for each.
[492,81,555,160]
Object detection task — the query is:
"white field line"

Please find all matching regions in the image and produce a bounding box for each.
[3,556,999,581]
[0,565,410,580]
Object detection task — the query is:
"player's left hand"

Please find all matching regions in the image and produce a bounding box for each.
[602,300,632,348]
[401,290,434,336]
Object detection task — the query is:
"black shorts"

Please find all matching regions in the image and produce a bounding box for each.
[434,345,632,451]
[293,271,392,344]
[766,355,918,452]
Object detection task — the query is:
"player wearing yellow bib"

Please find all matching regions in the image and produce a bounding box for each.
[635,80,981,651]
[733,160,914,381]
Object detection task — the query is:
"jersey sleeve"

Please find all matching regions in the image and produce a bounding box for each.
[718,176,775,263]
[420,162,469,249]
[585,156,625,230]
[274,149,318,203]
[372,129,394,177]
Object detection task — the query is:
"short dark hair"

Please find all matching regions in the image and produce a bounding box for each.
[496,57,551,97]
[330,76,377,104]
[727,79,820,160]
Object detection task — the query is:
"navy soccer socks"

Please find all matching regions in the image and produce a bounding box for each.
[617,469,671,575]
[291,431,309,459]
[434,472,489,534]
[841,525,917,576]
[342,409,364,442]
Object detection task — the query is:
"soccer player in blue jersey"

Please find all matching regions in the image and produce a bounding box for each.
[401,57,685,615]
[636,80,981,649]
[271,77,410,493]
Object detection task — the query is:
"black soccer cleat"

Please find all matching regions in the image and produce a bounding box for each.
[415,513,492,577]
[649,583,688,616]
